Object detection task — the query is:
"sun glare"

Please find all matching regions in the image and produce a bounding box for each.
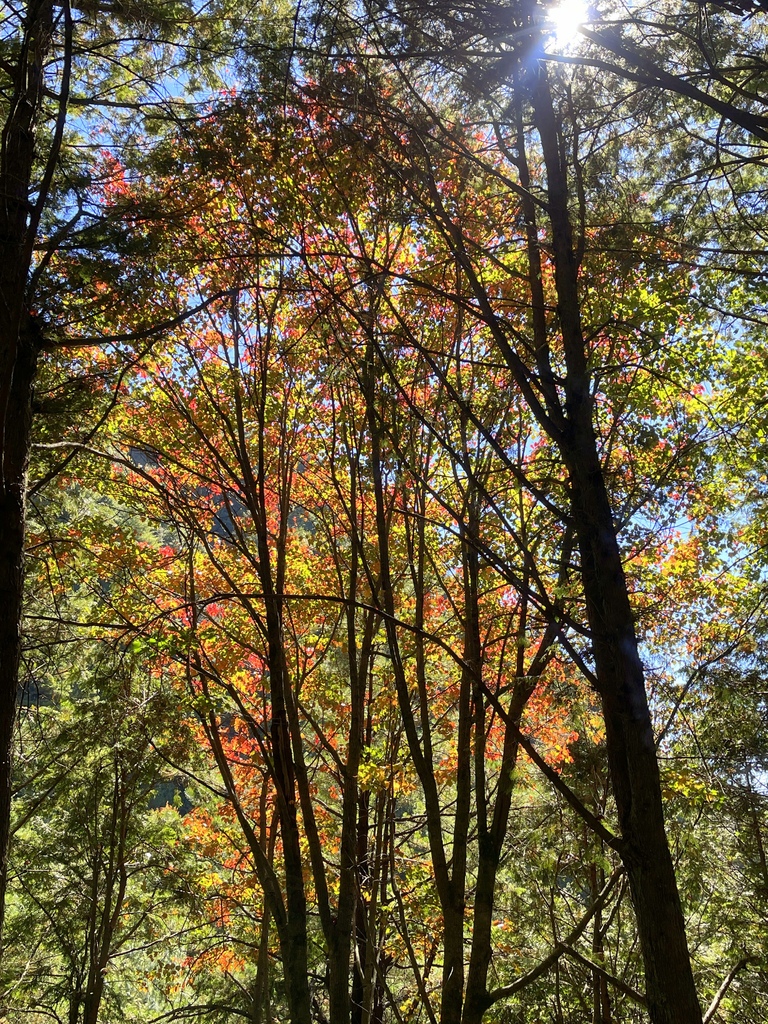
[546,0,589,50]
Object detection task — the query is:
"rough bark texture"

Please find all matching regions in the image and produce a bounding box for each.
[0,0,52,949]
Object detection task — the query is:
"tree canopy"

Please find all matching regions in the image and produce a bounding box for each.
[2,1,768,1023]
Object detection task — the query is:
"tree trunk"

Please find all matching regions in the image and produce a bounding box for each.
[0,0,52,949]
[0,316,38,944]
[251,906,272,1024]
[590,863,612,1024]
[563,431,702,1024]
[530,63,703,1024]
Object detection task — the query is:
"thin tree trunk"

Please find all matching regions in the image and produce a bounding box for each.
[365,352,469,1024]
[590,863,612,1024]
[236,365,312,1024]
[251,906,272,1024]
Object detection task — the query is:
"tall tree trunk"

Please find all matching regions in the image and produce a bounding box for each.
[0,0,52,948]
[530,64,702,1024]
[0,317,37,945]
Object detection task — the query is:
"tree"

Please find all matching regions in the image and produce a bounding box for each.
[291,7,709,1015]
[4,630,189,1023]
[0,0,275,947]
[53,73,711,1022]
[9,2,768,1021]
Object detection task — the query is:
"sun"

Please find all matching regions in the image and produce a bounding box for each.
[545,0,590,50]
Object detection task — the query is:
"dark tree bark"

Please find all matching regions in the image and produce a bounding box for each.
[0,0,53,946]
[529,64,703,1024]
[0,316,38,945]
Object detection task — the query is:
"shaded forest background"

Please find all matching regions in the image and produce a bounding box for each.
[1,1,768,1022]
